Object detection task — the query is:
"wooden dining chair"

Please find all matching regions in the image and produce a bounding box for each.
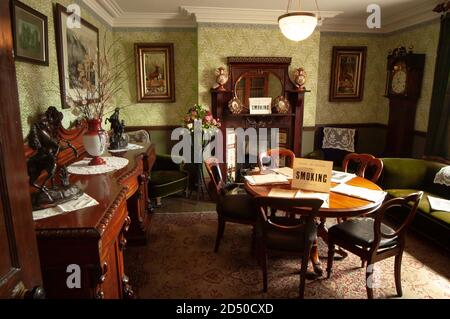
[342,153,384,183]
[254,196,323,298]
[204,157,258,253]
[258,148,295,170]
[326,192,423,299]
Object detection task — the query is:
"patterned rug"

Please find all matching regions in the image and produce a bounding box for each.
[125,212,450,299]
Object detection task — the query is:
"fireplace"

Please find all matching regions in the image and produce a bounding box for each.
[210,57,308,181]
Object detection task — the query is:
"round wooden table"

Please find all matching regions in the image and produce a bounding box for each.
[245,176,385,276]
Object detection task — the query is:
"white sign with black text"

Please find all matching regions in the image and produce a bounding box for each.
[291,158,333,193]
[249,97,272,114]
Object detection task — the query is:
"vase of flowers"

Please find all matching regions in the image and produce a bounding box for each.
[183,104,221,145]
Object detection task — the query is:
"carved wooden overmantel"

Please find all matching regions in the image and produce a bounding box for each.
[211,57,308,179]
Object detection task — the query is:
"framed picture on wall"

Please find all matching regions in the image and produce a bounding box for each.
[54,3,99,109]
[135,43,175,103]
[329,46,367,102]
[11,0,49,65]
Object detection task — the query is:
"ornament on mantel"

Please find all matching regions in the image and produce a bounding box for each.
[292,67,307,91]
[214,66,228,91]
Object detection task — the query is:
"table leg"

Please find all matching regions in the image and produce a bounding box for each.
[309,239,323,276]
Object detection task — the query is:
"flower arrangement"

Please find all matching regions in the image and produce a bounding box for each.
[183,104,221,133]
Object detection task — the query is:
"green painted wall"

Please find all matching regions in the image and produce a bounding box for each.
[113,28,198,127]
[15,0,112,139]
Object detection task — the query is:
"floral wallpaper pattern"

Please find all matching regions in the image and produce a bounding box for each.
[197,23,321,127]
[112,29,198,127]
[317,20,440,132]
[15,2,440,140]
[15,0,112,139]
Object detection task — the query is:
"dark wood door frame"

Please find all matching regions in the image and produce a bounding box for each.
[0,0,43,298]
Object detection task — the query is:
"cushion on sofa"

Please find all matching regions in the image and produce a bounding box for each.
[386,189,449,225]
[423,161,449,198]
[381,158,427,189]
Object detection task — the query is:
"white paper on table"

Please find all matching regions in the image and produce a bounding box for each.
[244,173,289,185]
[296,190,330,208]
[331,170,356,184]
[272,167,294,179]
[33,193,99,221]
[268,188,298,198]
[428,196,450,212]
[108,143,144,153]
[330,183,386,203]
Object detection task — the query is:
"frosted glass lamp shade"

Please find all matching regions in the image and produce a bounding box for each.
[278,12,318,42]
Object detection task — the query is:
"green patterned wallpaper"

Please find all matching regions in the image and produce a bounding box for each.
[15,0,111,139]
[317,33,388,125]
[112,29,198,127]
[197,23,320,127]
[317,20,440,131]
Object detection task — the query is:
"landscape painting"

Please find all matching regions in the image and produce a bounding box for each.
[12,0,48,65]
[55,3,99,109]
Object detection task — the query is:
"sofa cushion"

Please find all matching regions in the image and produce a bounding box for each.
[149,170,189,198]
[386,189,450,225]
[151,170,188,185]
[381,158,427,189]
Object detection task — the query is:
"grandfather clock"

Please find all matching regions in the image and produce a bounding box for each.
[384,47,425,157]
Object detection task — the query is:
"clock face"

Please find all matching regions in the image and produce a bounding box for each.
[391,70,407,94]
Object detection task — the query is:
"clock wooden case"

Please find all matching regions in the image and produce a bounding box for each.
[384,49,425,157]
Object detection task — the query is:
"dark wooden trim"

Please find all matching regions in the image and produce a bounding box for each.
[125,125,180,132]
[433,2,450,13]
[11,0,49,66]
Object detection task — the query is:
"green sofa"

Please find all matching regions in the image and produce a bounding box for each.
[379,158,449,249]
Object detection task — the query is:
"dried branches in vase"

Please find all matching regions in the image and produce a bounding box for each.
[65,34,132,165]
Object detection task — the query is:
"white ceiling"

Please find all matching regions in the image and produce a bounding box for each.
[84,0,440,33]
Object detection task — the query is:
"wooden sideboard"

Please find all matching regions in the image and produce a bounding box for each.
[25,114,155,299]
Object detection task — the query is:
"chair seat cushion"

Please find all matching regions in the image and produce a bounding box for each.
[218,188,256,221]
[386,189,450,225]
[329,218,397,248]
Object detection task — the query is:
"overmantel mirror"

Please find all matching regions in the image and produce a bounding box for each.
[226,57,296,115]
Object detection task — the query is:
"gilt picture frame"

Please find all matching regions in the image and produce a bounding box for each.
[11,0,49,66]
[329,46,367,102]
[54,3,99,109]
[135,43,175,103]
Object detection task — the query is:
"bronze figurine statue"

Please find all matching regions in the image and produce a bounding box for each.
[27,106,83,210]
[105,108,128,150]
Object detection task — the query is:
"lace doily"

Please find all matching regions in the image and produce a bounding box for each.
[322,127,355,152]
[67,156,129,175]
[434,166,450,186]
[108,143,144,153]
[33,193,99,220]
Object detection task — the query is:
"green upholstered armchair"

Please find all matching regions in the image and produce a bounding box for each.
[125,130,189,207]
[149,154,189,206]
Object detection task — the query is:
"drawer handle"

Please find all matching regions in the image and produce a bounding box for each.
[99,262,108,283]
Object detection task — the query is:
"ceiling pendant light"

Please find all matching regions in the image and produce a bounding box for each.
[278,0,321,42]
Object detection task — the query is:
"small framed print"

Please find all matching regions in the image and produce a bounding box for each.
[11,0,49,65]
[329,46,367,102]
[249,97,272,115]
[135,43,175,103]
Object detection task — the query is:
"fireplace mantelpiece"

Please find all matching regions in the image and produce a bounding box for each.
[211,57,308,179]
